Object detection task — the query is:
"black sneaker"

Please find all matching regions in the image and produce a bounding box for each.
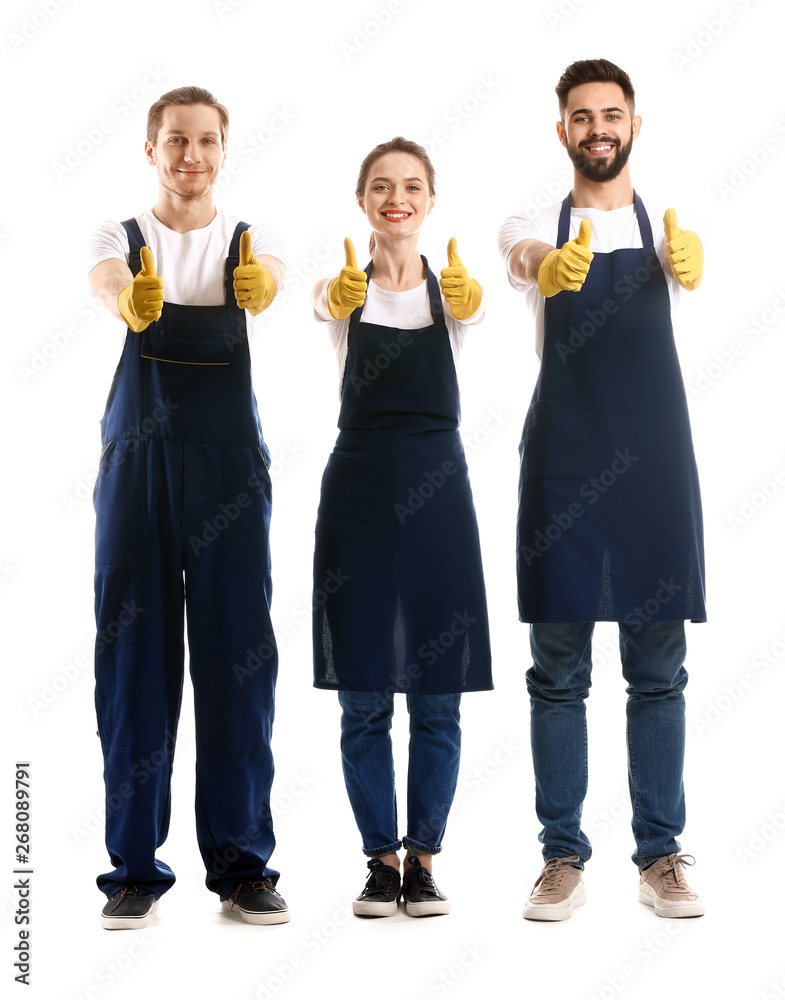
[353,858,401,917]
[400,856,450,917]
[100,886,158,930]
[221,878,290,924]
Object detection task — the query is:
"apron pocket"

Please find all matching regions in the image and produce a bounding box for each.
[521,396,591,481]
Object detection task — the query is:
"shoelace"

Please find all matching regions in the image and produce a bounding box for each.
[405,858,441,896]
[533,857,580,892]
[110,885,144,912]
[658,854,695,890]
[228,878,279,907]
[364,864,399,894]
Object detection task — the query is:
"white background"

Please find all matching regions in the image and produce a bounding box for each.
[3,0,785,997]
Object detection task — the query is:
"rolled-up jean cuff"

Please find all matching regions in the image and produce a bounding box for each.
[402,837,442,855]
[363,840,402,858]
[544,851,586,869]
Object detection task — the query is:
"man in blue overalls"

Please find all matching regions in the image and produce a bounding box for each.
[88,86,288,928]
[499,59,706,920]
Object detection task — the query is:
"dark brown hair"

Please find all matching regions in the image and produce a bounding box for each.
[555,59,635,118]
[355,137,436,255]
[147,86,229,147]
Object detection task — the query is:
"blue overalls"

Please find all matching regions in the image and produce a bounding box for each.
[313,260,492,694]
[94,218,279,899]
[517,193,706,624]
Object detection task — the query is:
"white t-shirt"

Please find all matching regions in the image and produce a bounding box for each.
[88,208,287,337]
[314,278,485,393]
[498,196,680,358]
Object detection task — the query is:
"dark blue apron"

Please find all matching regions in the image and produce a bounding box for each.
[517,194,706,624]
[313,259,493,694]
[94,217,279,898]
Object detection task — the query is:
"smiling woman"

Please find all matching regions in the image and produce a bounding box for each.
[354,136,436,257]
[310,137,493,920]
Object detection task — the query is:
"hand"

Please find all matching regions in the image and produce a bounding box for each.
[664,208,703,291]
[117,246,164,332]
[326,238,367,320]
[233,230,276,315]
[440,237,482,319]
[537,219,593,297]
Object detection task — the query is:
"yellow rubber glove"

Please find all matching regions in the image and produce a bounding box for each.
[440,237,482,320]
[664,208,703,291]
[537,219,593,297]
[327,238,367,320]
[233,230,276,315]
[117,246,164,332]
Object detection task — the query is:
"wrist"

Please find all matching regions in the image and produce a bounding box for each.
[117,285,149,333]
[450,279,482,320]
[326,276,353,320]
[537,249,560,297]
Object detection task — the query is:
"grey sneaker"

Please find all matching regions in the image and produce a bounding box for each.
[100,886,158,930]
[639,853,705,917]
[523,856,587,921]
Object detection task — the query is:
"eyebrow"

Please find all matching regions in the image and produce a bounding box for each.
[165,129,221,137]
[569,106,625,117]
[370,175,425,184]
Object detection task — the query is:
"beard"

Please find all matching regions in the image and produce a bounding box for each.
[158,167,216,201]
[565,129,634,183]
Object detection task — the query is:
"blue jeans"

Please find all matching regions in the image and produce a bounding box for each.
[338,691,462,855]
[527,621,688,870]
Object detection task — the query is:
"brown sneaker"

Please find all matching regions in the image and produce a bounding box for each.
[638,853,705,918]
[523,856,586,921]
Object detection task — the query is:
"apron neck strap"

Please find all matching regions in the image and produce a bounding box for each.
[556,196,572,249]
[632,192,653,247]
[351,255,443,326]
[556,190,653,248]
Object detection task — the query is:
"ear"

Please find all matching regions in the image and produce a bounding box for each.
[556,120,567,148]
[145,140,155,166]
[357,197,367,217]
[426,194,435,216]
[632,114,642,140]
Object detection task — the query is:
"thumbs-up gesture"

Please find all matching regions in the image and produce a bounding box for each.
[537,219,594,298]
[117,246,164,332]
[327,238,367,320]
[664,208,703,291]
[440,237,482,319]
[234,230,276,315]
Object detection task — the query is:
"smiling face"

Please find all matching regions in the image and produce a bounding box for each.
[358,151,435,244]
[557,81,640,183]
[145,103,226,201]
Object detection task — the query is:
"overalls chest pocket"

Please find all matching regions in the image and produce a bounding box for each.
[140,325,233,366]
